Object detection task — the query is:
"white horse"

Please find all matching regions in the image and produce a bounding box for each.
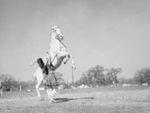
[31,26,76,102]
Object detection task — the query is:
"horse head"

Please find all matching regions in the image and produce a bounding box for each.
[51,25,64,41]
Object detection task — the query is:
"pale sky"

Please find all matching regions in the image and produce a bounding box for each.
[0,0,150,82]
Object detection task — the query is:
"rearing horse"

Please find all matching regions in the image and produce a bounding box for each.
[31,26,76,102]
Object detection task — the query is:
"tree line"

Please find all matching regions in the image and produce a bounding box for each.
[74,65,122,87]
[0,73,35,91]
[0,72,65,91]
[74,65,150,87]
[0,65,150,91]
[131,66,150,85]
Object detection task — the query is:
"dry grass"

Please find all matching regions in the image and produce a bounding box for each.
[0,86,150,113]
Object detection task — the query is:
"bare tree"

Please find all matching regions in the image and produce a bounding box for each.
[0,74,16,91]
[75,66,122,87]
[134,68,146,85]
[54,72,65,85]
[105,68,122,86]
[83,65,105,86]
[144,67,150,85]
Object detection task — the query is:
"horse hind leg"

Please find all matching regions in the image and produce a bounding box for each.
[46,89,52,102]
[52,89,58,97]
[35,81,42,100]
[46,88,57,103]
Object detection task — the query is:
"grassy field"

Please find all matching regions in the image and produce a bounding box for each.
[0,86,150,113]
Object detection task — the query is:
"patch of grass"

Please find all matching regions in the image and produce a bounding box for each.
[2,85,150,99]
[0,86,150,113]
[59,85,150,94]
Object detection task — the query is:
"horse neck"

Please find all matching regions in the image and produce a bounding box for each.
[51,32,57,39]
[50,33,67,51]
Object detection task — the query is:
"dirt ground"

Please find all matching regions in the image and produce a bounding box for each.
[0,86,150,113]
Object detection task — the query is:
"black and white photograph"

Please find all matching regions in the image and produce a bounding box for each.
[0,0,150,113]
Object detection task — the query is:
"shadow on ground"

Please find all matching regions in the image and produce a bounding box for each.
[54,97,94,103]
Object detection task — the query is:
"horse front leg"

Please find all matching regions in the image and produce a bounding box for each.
[60,52,72,65]
[59,52,76,69]
[63,52,69,64]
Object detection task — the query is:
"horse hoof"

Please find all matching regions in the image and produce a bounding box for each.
[38,97,43,101]
[50,99,56,103]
